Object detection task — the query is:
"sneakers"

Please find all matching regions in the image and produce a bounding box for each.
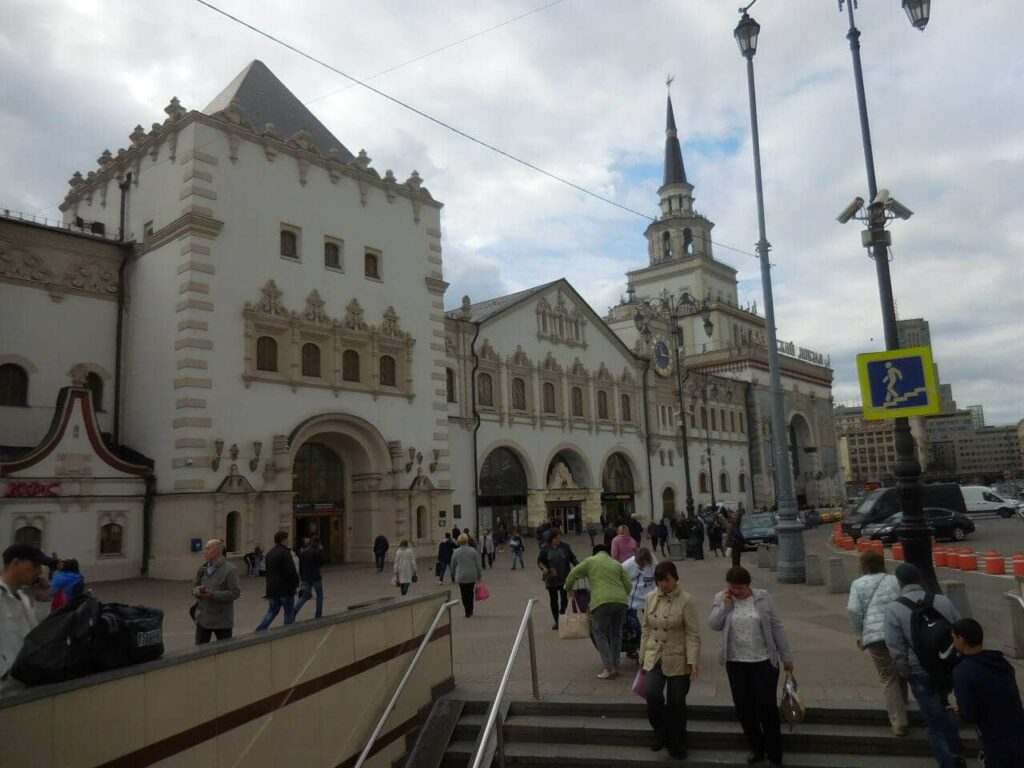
[892,725,907,737]
[597,669,611,679]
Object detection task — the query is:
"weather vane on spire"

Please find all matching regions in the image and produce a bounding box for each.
[666,74,675,90]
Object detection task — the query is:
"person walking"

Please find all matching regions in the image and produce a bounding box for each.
[640,560,701,758]
[611,525,637,563]
[372,534,389,573]
[725,512,745,567]
[627,513,644,545]
[293,535,325,620]
[564,544,631,679]
[708,514,726,557]
[646,521,659,553]
[586,522,599,548]
[847,549,907,736]
[481,528,496,570]
[436,533,456,584]
[710,566,793,768]
[884,563,965,768]
[603,521,617,547]
[393,540,418,596]
[537,529,578,630]
[192,539,241,644]
[656,519,669,557]
[623,548,657,616]
[509,528,526,570]
[451,534,482,617]
[687,514,706,560]
[50,559,85,613]
[255,531,299,631]
[951,618,1024,768]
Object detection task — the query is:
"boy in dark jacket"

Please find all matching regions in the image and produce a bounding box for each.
[952,618,1024,768]
[436,533,456,584]
[255,531,299,631]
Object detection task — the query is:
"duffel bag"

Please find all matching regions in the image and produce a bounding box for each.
[99,603,165,668]
[10,595,102,686]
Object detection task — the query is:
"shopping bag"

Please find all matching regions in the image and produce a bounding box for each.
[631,668,647,699]
[779,672,805,730]
[558,599,590,640]
[390,574,399,588]
[474,582,490,601]
[725,547,733,558]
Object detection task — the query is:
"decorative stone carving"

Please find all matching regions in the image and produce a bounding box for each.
[303,290,331,326]
[55,453,92,477]
[69,364,90,387]
[621,367,636,385]
[164,96,187,122]
[129,125,147,147]
[343,298,369,331]
[570,357,588,378]
[0,245,56,284]
[377,305,408,340]
[548,461,576,489]
[596,362,613,382]
[543,352,561,372]
[62,259,118,295]
[479,339,499,362]
[445,335,457,354]
[287,128,319,156]
[460,295,472,319]
[509,345,531,368]
[246,279,291,318]
[215,99,253,130]
[97,150,114,168]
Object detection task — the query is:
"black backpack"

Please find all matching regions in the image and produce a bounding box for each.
[10,595,102,686]
[897,593,959,676]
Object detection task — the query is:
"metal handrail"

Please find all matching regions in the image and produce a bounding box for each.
[354,598,459,768]
[470,597,540,768]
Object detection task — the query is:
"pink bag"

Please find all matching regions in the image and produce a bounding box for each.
[474,582,490,601]
[631,668,646,698]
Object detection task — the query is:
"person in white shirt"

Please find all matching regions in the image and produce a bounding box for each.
[1,545,56,686]
[623,548,656,615]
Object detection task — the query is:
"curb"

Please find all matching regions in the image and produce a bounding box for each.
[825,537,1017,581]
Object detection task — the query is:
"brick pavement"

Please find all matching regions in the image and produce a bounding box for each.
[89,527,1024,708]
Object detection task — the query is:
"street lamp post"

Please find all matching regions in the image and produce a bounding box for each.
[634,291,714,520]
[734,6,806,583]
[834,0,939,592]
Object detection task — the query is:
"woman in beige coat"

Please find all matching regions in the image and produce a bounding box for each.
[639,560,700,758]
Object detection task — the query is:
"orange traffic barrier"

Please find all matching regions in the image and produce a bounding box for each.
[934,546,947,567]
[872,540,885,555]
[1013,554,1024,578]
[843,536,855,551]
[959,551,978,571]
[893,542,904,561]
[985,552,1006,575]
[946,549,960,569]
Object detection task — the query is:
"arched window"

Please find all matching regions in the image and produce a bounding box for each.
[324,241,341,268]
[543,382,556,414]
[379,355,396,387]
[478,373,494,406]
[99,523,123,555]
[711,409,717,431]
[739,473,747,493]
[571,386,584,417]
[445,367,456,403]
[0,364,28,407]
[84,371,104,412]
[301,343,321,377]
[225,512,240,553]
[720,472,730,493]
[280,229,298,258]
[342,350,360,382]
[364,251,380,278]
[683,228,694,255]
[620,394,631,422]
[730,411,736,432]
[597,391,609,420]
[15,525,42,549]
[256,336,278,372]
[700,406,708,430]
[661,231,672,260]
[416,505,427,540]
[698,472,709,494]
[511,377,526,410]
[662,487,676,517]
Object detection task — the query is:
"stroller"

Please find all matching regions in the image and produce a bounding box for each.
[622,607,642,662]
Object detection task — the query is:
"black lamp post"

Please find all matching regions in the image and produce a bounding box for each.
[835,0,938,592]
[734,3,806,583]
[634,291,713,519]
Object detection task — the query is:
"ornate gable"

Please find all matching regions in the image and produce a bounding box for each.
[508,344,532,369]
[246,279,291,318]
[303,289,331,326]
[542,352,562,372]
[343,298,369,332]
[569,357,588,379]
[479,339,500,363]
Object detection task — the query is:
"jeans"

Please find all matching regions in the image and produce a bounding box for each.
[195,625,232,645]
[865,641,908,729]
[547,586,568,624]
[645,663,691,751]
[591,603,626,671]
[374,552,386,571]
[437,562,451,582]
[511,551,524,569]
[255,595,295,631]
[909,673,963,768]
[459,582,475,617]
[293,580,323,619]
[726,660,782,764]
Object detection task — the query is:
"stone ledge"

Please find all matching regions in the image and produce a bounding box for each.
[176,298,214,312]
[172,417,212,428]
[178,280,210,295]
[173,376,213,389]
[176,358,208,370]
[174,337,214,351]
[177,260,215,275]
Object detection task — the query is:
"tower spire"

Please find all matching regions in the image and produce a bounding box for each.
[663,79,687,187]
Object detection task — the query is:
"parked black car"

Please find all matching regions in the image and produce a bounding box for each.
[740,512,777,551]
[862,507,975,544]
[842,483,966,540]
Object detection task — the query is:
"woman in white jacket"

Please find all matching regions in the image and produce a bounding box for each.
[393,540,418,596]
[847,549,906,736]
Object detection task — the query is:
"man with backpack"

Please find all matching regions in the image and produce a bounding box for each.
[884,563,965,768]
[1,545,55,687]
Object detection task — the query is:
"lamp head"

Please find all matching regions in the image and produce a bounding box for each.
[734,12,760,59]
[703,318,714,338]
[902,0,930,31]
[633,310,644,332]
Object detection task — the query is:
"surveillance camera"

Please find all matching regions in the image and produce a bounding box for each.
[836,197,864,224]
[873,188,891,205]
[887,198,914,221]
[186,457,193,466]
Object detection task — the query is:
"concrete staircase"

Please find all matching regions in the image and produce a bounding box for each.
[434,696,980,767]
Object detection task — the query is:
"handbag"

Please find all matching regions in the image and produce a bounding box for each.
[558,598,590,640]
[474,582,490,601]
[631,668,647,699]
[779,672,805,729]
[188,602,198,622]
[412,573,418,583]
[390,574,399,587]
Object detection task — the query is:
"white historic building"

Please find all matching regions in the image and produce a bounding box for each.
[1,67,840,580]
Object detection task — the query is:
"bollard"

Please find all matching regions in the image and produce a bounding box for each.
[1014,554,1024,578]
[827,557,849,594]
[939,580,971,619]
[959,551,978,572]
[893,542,904,561]
[757,544,770,569]
[985,552,1006,576]
[768,546,779,573]
[805,553,825,586]
[934,546,947,568]
[946,549,961,569]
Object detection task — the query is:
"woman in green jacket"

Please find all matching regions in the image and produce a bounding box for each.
[565,544,632,679]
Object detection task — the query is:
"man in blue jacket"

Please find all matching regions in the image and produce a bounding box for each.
[951,618,1024,768]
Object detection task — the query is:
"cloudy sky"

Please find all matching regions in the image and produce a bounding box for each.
[2,0,1021,424]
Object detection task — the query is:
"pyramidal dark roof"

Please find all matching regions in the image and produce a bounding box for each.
[204,60,354,161]
[445,281,560,323]
[663,94,687,187]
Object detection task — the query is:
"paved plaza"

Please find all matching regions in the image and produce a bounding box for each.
[87,524,1024,710]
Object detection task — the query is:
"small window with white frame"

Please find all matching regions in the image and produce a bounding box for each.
[324,237,343,271]
[364,248,382,279]
[280,225,301,260]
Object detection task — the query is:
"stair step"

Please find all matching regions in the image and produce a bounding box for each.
[442,740,946,768]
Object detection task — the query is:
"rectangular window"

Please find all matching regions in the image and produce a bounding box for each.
[454,504,462,520]
[711,409,717,431]
[511,377,527,411]
[739,412,745,433]
[324,238,343,270]
[720,409,726,433]
[364,249,381,279]
[280,226,301,260]
[730,411,736,432]
[668,451,674,466]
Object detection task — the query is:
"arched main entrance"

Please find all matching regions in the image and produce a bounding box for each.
[293,442,345,562]
[601,452,636,526]
[479,446,529,533]
[544,449,591,534]
[789,413,816,506]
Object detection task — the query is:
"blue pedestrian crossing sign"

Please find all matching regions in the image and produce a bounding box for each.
[856,346,941,420]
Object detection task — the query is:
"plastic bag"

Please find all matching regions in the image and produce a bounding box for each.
[779,672,805,730]
[558,599,590,640]
[474,582,490,601]
[631,668,647,699]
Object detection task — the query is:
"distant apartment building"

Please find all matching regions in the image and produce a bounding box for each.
[923,411,1022,481]
[966,404,985,429]
[896,318,957,413]
[834,405,927,489]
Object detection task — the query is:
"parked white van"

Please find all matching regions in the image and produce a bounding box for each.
[960,485,1021,517]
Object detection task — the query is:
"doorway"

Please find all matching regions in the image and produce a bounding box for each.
[293,441,346,562]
